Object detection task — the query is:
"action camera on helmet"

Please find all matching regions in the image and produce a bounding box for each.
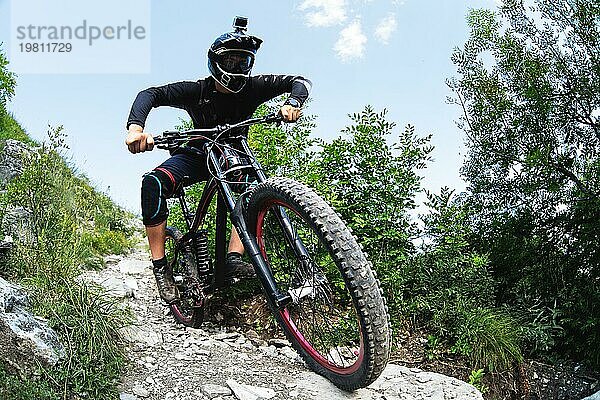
[233,16,248,32]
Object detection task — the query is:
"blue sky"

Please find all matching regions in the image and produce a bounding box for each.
[0,0,499,213]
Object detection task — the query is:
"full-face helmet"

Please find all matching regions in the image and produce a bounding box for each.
[208,17,262,93]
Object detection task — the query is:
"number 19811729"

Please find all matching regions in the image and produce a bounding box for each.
[19,43,72,52]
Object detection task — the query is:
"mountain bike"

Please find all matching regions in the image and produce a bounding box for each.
[152,114,391,390]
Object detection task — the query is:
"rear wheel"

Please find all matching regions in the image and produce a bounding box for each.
[246,177,391,390]
[165,226,204,328]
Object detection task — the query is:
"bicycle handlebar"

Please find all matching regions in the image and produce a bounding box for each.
[153,112,284,149]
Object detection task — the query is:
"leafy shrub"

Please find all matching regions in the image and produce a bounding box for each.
[308,107,433,331]
[450,2,600,367]
[83,229,131,257]
[315,107,432,259]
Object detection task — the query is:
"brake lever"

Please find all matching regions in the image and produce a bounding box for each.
[162,130,181,137]
[154,134,183,151]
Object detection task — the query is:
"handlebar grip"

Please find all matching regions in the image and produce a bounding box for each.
[264,112,284,123]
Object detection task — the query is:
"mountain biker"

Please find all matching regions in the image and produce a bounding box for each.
[125,18,311,304]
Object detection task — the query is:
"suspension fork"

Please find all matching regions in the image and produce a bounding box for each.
[207,146,292,310]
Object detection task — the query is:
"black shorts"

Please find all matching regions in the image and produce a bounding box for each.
[141,152,208,226]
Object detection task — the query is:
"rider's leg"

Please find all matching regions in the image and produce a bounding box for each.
[225,226,255,278]
[228,226,244,254]
[146,220,167,260]
[141,168,177,303]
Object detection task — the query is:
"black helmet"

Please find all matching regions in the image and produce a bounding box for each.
[208,18,262,93]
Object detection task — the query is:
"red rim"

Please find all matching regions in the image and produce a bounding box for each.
[170,302,196,324]
[255,199,365,375]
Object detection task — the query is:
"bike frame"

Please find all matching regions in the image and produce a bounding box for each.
[159,117,310,311]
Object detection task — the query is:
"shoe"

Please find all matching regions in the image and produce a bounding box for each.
[224,252,256,280]
[153,265,179,303]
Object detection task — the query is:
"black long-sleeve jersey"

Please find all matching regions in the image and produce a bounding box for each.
[126,75,311,133]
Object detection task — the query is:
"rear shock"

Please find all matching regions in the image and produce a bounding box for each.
[194,229,212,284]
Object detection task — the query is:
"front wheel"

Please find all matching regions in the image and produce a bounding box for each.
[246,177,391,390]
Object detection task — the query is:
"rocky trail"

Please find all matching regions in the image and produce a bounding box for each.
[81,241,484,400]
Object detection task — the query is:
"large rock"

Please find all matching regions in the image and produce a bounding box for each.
[0,277,65,375]
[0,139,32,189]
[118,258,149,275]
[226,379,276,400]
[1,206,36,245]
[289,364,484,400]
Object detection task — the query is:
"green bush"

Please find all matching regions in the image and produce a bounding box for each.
[83,229,131,257]
[0,280,129,399]
[450,2,600,367]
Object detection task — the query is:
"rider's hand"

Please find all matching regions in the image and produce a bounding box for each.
[280,105,302,122]
[125,124,154,154]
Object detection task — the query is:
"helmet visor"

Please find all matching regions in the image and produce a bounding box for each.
[219,51,254,74]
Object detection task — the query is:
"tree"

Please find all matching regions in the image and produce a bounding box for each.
[313,106,433,323]
[0,44,16,109]
[0,44,29,143]
[449,0,600,365]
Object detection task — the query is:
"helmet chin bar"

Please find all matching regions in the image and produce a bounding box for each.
[213,62,250,93]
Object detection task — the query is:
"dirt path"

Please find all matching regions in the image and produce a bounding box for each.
[81,240,483,400]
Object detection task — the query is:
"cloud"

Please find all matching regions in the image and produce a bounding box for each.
[334,19,367,62]
[299,0,347,27]
[374,13,397,44]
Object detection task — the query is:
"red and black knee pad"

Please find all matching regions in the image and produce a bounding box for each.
[141,168,176,226]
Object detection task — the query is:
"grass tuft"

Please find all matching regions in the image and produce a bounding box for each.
[456,308,523,371]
